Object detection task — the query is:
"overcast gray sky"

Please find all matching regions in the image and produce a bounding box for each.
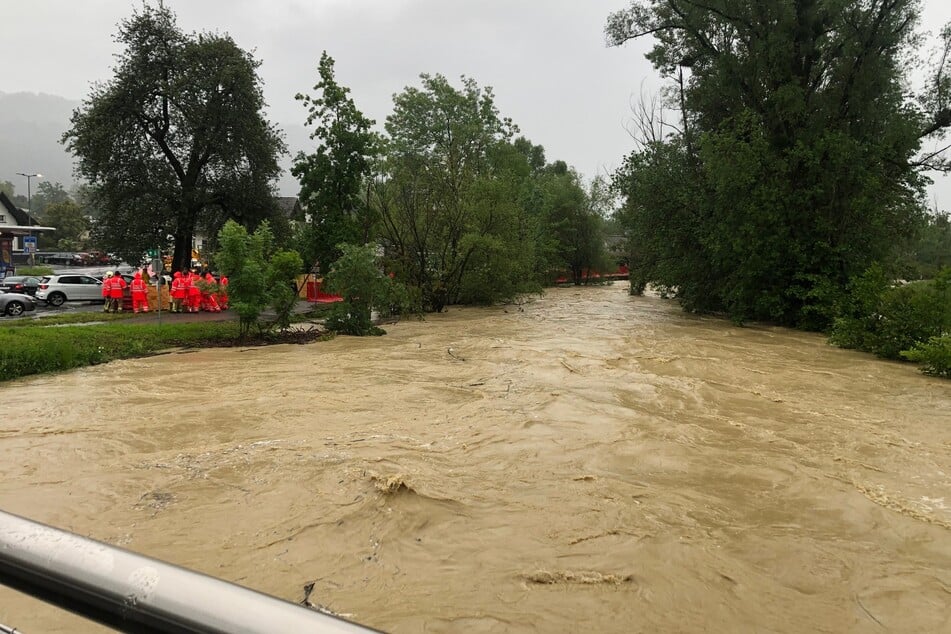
[4,0,951,206]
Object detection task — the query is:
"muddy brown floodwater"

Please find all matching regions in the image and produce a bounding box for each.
[1,284,950,633]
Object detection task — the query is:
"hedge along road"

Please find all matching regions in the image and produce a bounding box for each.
[0,283,949,633]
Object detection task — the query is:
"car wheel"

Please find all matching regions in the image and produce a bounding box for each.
[46,292,66,307]
[5,301,25,316]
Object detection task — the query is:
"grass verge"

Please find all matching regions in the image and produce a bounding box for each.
[0,321,242,382]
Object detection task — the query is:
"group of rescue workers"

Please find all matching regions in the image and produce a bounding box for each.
[100,269,229,314]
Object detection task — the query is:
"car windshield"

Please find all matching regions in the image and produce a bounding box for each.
[2,277,25,284]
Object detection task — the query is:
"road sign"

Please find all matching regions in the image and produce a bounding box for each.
[23,236,37,254]
[147,248,159,258]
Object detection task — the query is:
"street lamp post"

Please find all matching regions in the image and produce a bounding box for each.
[16,172,42,266]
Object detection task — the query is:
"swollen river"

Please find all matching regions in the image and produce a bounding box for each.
[1,284,950,632]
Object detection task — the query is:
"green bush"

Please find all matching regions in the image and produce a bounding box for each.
[831,266,950,360]
[829,263,890,351]
[901,335,951,378]
[267,249,304,331]
[873,280,949,358]
[215,220,304,336]
[325,243,410,336]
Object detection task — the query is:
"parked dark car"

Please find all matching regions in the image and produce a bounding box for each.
[0,276,41,296]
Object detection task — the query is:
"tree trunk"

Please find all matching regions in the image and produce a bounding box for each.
[172,229,194,273]
[170,199,203,273]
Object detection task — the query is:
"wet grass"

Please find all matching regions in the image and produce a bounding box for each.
[3,310,136,328]
[0,321,242,382]
[0,299,338,382]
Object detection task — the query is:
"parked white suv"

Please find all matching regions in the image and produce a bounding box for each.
[35,274,104,307]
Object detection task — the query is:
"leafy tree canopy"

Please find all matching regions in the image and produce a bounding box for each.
[526,168,611,284]
[377,74,537,311]
[42,200,91,251]
[292,52,380,274]
[608,0,951,328]
[63,3,285,273]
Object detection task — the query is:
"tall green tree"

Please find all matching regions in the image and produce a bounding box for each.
[292,52,380,274]
[63,3,285,272]
[531,168,610,285]
[378,74,531,311]
[42,200,91,251]
[896,211,951,279]
[607,0,951,328]
[30,182,71,220]
[454,140,541,303]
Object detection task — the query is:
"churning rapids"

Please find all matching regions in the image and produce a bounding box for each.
[1,284,950,633]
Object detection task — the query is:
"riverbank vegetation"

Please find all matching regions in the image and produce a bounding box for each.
[605,0,951,377]
[48,2,949,378]
[0,318,333,383]
[831,267,951,376]
[0,322,239,381]
[323,243,411,336]
[290,54,614,315]
[60,4,614,314]
[215,220,303,336]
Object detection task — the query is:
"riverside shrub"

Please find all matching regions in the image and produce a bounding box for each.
[324,243,410,336]
[831,266,951,376]
[215,220,304,336]
[901,336,951,378]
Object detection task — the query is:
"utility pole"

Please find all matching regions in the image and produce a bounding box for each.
[16,172,42,267]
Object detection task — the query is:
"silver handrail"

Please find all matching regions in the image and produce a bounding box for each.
[0,510,377,633]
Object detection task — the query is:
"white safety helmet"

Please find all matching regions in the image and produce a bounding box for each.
[104,271,113,278]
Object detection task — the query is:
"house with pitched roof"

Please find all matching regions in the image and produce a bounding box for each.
[0,191,56,278]
[276,196,305,223]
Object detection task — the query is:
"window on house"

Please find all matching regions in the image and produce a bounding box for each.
[0,214,6,223]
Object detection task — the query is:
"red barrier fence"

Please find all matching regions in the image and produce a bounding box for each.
[554,264,629,285]
[305,279,343,303]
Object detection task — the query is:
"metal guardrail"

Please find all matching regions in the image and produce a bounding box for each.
[0,510,377,633]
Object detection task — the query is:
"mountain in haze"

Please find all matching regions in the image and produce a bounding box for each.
[0,91,78,191]
[0,91,304,197]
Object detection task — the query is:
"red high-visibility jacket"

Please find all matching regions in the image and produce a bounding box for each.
[171,272,186,299]
[131,274,147,298]
[109,275,127,299]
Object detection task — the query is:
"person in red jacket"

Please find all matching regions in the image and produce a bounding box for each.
[108,272,127,313]
[186,270,202,313]
[170,271,186,313]
[217,274,229,310]
[101,272,113,312]
[130,271,149,313]
[202,272,221,312]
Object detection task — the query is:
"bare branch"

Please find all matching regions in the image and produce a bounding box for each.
[920,108,951,138]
